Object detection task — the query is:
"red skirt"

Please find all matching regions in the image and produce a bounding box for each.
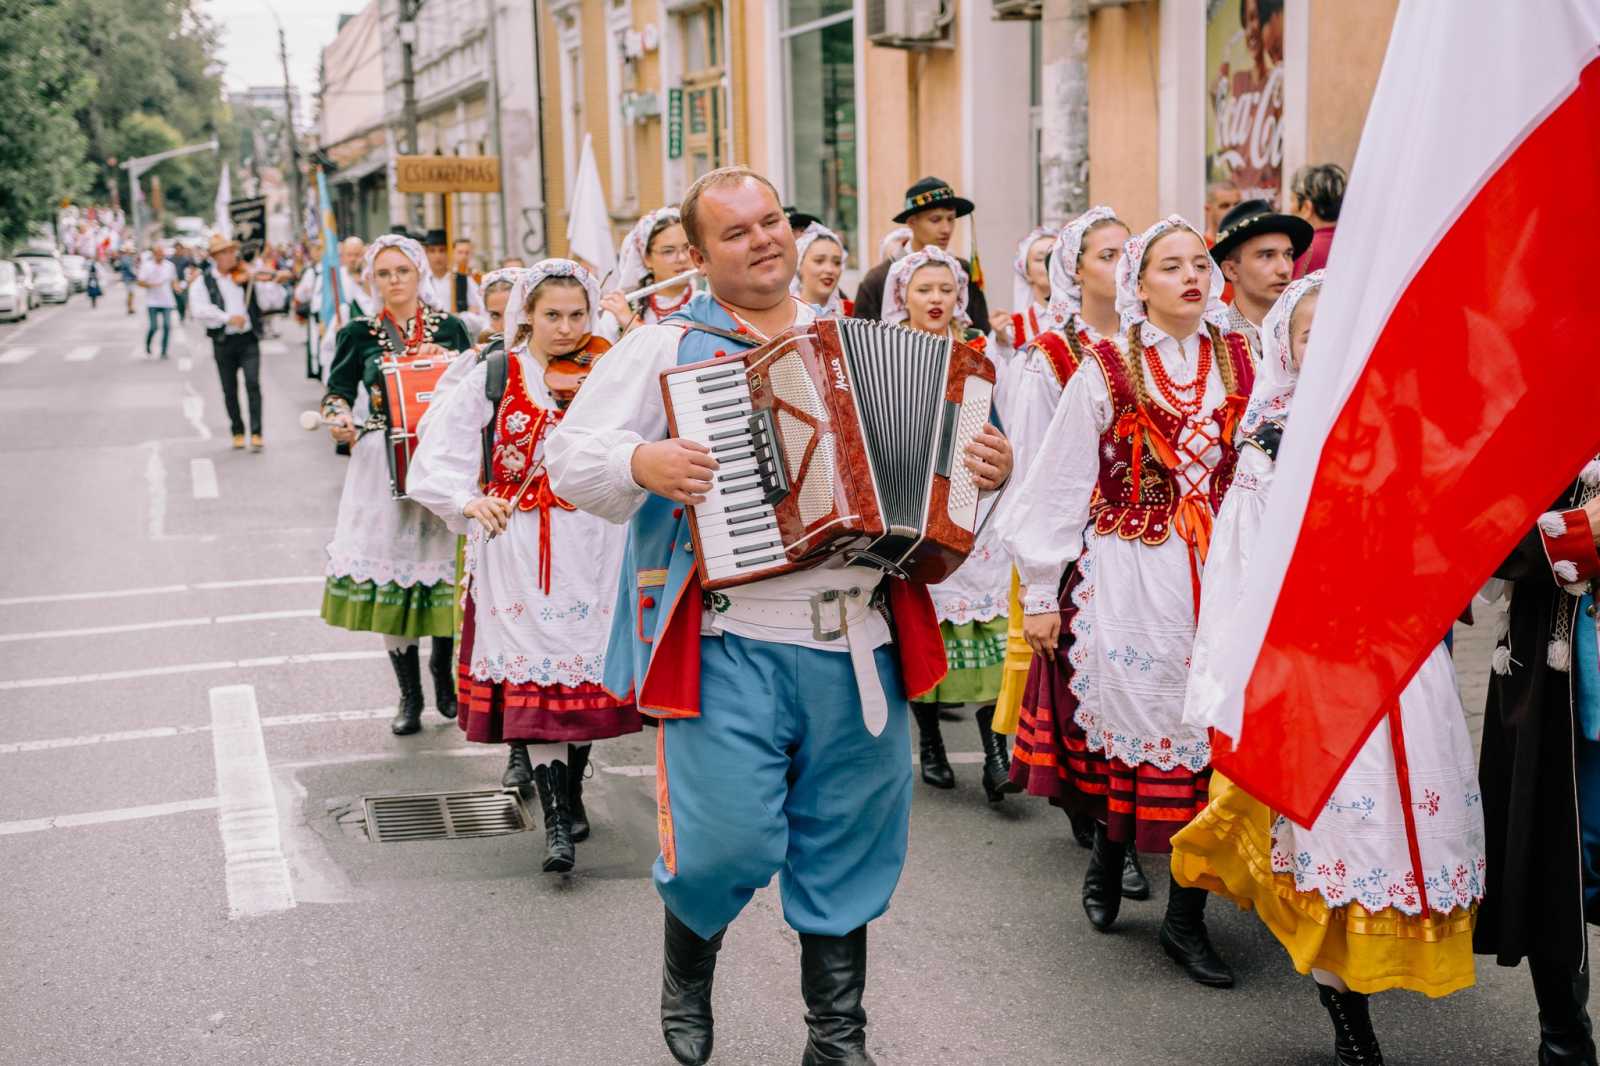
[1007,567,1210,853]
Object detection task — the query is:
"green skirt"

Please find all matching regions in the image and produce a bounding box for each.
[911,616,1008,704]
[321,575,457,638]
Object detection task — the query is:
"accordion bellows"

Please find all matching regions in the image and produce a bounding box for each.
[662,318,996,591]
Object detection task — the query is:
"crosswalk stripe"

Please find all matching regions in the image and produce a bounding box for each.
[64,344,99,362]
[0,347,36,365]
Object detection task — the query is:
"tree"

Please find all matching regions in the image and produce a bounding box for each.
[0,0,92,248]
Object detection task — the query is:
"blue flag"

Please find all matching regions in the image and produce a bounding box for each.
[316,168,343,328]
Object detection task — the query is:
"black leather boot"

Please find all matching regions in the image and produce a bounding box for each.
[800,926,876,1066]
[1159,876,1235,988]
[530,760,575,873]
[911,703,954,789]
[1317,982,1385,1064]
[387,644,424,736]
[1122,848,1151,900]
[1082,822,1126,932]
[1068,810,1096,849]
[662,908,725,1066]
[501,742,532,788]
[567,742,591,843]
[429,636,457,719]
[1531,955,1599,1064]
[975,704,1016,802]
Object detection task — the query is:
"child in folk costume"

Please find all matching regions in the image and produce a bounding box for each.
[408,261,640,874]
[320,235,474,736]
[1171,273,1485,1062]
[989,225,1056,357]
[597,207,695,342]
[791,222,852,317]
[1000,216,1255,986]
[885,247,1015,802]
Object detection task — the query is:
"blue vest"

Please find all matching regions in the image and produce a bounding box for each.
[601,294,761,711]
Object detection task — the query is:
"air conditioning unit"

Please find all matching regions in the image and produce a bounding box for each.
[866,0,954,48]
[990,0,1041,19]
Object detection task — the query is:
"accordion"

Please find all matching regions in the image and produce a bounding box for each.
[660,317,996,591]
[377,352,460,500]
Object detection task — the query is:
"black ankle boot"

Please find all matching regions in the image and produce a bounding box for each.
[502,742,532,788]
[975,704,1016,802]
[911,704,954,789]
[387,645,424,735]
[567,742,591,843]
[1068,810,1096,849]
[800,926,876,1066]
[429,636,457,719]
[1122,848,1151,900]
[1082,823,1126,932]
[1159,877,1234,987]
[1317,982,1385,1064]
[530,760,575,873]
[1531,955,1599,1064]
[662,908,725,1066]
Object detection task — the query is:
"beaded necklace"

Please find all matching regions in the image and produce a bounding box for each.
[1144,333,1212,421]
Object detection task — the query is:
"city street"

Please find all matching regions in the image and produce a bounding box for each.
[0,296,1581,1065]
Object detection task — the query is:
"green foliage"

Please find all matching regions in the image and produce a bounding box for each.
[0,0,93,248]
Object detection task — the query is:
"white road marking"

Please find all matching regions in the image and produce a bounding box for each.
[143,443,167,540]
[209,685,296,918]
[0,608,319,644]
[0,797,219,837]
[0,575,324,607]
[0,346,36,365]
[0,707,395,755]
[177,356,193,372]
[215,608,321,624]
[182,381,212,440]
[190,458,219,499]
[0,650,387,690]
[64,344,99,362]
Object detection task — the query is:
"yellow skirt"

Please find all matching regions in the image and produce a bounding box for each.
[1169,772,1477,998]
[991,569,1031,736]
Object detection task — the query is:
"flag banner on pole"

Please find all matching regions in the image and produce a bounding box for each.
[228,196,268,259]
[566,133,618,285]
[214,163,232,238]
[316,168,343,329]
[1204,0,1600,827]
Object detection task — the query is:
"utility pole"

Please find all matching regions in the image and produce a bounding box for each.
[122,139,220,244]
[279,26,308,241]
[1040,0,1090,221]
[398,0,422,232]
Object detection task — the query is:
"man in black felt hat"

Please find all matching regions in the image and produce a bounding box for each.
[784,206,819,234]
[851,177,989,326]
[1209,198,1313,361]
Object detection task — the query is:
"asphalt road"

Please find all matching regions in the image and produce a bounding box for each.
[0,292,1584,1065]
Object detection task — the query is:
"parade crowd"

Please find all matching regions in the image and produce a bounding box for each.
[72,155,1597,1066]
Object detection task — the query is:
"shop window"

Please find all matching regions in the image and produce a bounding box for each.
[680,3,729,179]
[781,2,857,255]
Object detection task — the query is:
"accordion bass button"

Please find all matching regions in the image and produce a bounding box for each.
[641,595,657,609]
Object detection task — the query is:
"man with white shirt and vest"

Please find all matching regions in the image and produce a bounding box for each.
[189,234,289,451]
[547,166,1013,1066]
[423,228,486,334]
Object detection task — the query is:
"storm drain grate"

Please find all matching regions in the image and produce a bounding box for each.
[363,789,533,843]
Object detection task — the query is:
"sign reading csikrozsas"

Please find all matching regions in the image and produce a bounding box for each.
[394,155,502,194]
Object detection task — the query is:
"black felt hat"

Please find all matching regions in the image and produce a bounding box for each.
[784,206,819,232]
[422,228,448,247]
[1209,199,1314,263]
[892,177,975,224]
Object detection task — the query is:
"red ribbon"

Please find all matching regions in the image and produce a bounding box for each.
[1388,701,1433,916]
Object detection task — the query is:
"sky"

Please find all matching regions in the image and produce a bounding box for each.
[204,0,354,99]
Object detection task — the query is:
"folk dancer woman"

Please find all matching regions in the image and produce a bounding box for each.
[1000,216,1255,986]
[885,247,1015,803]
[597,207,696,342]
[409,261,639,873]
[320,235,473,736]
[1171,272,1485,1062]
[791,222,852,317]
[989,225,1055,357]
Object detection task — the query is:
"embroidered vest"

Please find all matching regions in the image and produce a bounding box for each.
[1086,326,1254,546]
[1023,328,1081,389]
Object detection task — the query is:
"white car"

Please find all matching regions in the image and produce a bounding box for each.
[25,257,70,303]
[0,260,26,321]
[61,254,89,292]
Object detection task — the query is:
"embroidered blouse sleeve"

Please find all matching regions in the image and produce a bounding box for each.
[406,360,492,535]
[999,361,1111,615]
[545,323,680,525]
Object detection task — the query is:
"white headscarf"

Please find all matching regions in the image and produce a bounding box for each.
[1113,215,1227,333]
[480,267,520,295]
[612,207,682,294]
[1044,205,1122,331]
[790,222,848,315]
[1011,225,1056,317]
[883,247,970,328]
[1239,270,1324,441]
[362,234,443,310]
[503,259,602,349]
[878,226,913,263]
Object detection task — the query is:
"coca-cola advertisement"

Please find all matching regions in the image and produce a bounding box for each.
[1206,0,1285,207]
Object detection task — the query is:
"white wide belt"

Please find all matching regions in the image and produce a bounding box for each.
[712,587,889,736]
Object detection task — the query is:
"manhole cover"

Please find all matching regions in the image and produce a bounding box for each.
[363,789,533,843]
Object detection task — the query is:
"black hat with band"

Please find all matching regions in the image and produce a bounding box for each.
[892,177,975,224]
[1209,199,1314,264]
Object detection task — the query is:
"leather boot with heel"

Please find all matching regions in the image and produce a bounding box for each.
[911,703,954,789]
[800,926,876,1066]
[1159,876,1235,988]
[501,742,532,788]
[387,645,424,736]
[975,704,1017,802]
[662,908,725,1066]
[1530,954,1599,1065]
[1317,982,1384,1065]
[530,760,575,873]
[1082,823,1126,931]
[567,742,592,842]
[429,636,457,719]
[1122,848,1151,900]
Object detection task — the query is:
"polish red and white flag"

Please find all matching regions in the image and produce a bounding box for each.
[1205,0,1600,827]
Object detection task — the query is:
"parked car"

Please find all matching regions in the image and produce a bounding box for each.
[61,254,89,292]
[0,260,26,322]
[27,257,69,303]
[13,260,39,310]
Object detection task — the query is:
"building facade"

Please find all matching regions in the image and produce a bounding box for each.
[320,4,390,241]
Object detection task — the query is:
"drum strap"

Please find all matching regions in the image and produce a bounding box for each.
[481,339,508,484]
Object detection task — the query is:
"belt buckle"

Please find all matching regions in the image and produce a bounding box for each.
[810,589,849,642]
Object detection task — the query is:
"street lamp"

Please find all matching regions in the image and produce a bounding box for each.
[122,139,220,243]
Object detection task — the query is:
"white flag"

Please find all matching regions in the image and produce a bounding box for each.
[565,134,617,285]
[214,163,232,238]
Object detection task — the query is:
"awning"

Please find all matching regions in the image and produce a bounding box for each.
[331,152,389,185]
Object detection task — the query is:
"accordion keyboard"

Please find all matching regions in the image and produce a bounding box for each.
[664,360,788,584]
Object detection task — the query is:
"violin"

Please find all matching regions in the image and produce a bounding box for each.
[543,334,611,410]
